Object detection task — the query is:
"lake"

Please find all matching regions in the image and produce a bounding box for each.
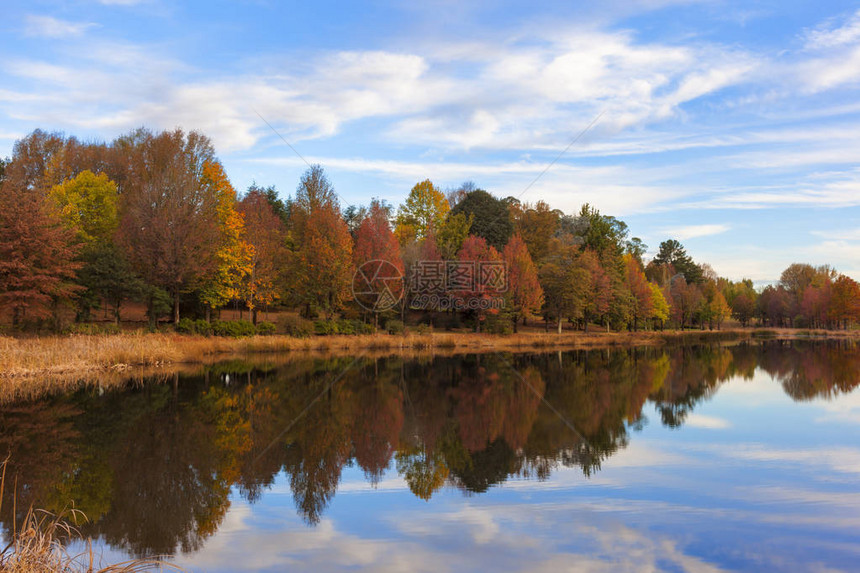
[1,340,859,572]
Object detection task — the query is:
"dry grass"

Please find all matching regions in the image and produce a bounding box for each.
[0,461,178,573]
[2,327,856,388]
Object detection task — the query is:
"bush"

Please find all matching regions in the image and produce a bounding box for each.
[414,323,432,334]
[212,319,257,338]
[313,319,374,336]
[256,321,276,335]
[176,317,213,335]
[386,319,405,335]
[484,314,514,335]
[278,315,314,338]
[175,317,196,334]
[194,319,213,336]
[64,323,122,336]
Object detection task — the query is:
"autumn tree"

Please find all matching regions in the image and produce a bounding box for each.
[502,235,543,332]
[436,212,473,260]
[290,166,353,318]
[354,199,404,323]
[669,276,701,329]
[198,162,254,321]
[758,285,790,327]
[49,170,118,246]
[625,254,653,331]
[511,200,560,263]
[238,186,288,324]
[0,135,81,327]
[709,291,731,330]
[731,292,756,327]
[830,275,860,329]
[455,235,504,332]
[117,129,222,323]
[579,249,611,332]
[649,283,670,330]
[394,179,449,244]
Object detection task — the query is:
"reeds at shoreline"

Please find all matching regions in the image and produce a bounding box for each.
[0,461,177,572]
[1,328,855,387]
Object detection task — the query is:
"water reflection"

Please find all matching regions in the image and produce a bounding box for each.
[0,340,858,559]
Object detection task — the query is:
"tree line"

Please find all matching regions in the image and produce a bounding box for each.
[0,128,858,333]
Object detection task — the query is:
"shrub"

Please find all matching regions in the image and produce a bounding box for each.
[313,319,374,335]
[345,319,374,335]
[278,315,314,338]
[386,319,405,335]
[64,323,122,336]
[484,314,514,335]
[256,321,276,335]
[414,323,432,335]
[175,317,196,334]
[212,320,256,338]
[176,317,213,335]
[314,320,338,335]
[194,319,213,336]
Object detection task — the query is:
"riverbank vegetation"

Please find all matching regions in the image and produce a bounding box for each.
[1,129,859,338]
[3,328,859,386]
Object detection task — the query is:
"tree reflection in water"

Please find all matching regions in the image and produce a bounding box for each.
[0,340,857,557]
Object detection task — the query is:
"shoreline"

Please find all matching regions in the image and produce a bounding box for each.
[2,328,858,383]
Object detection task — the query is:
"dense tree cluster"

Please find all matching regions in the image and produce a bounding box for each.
[1,128,858,332]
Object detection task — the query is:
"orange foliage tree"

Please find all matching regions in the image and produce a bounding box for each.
[290,166,354,318]
[239,187,287,324]
[502,234,543,332]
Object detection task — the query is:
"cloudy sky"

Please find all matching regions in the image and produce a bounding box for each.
[2,0,859,282]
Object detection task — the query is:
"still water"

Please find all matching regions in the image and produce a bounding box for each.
[2,340,859,572]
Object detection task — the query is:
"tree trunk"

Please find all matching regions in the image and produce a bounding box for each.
[557,316,562,334]
[252,308,258,326]
[205,306,211,323]
[173,290,180,324]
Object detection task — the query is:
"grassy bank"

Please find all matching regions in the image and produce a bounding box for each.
[2,327,858,386]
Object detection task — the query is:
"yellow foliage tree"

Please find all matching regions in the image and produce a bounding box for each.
[395,179,449,244]
[49,170,118,245]
[198,162,254,319]
[649,282,670,329]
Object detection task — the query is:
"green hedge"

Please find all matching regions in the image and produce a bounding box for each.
[313,319,375,335]
[211,320,257,338]
[278,315,315,338]
[64,323,123,336]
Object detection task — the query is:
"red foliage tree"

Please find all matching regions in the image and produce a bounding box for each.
[455,235,503,332]
[238,188,287,324]
[579,248,611,332]
[502,234,543,332]
[0,181,81,327]
[624,254,653,331]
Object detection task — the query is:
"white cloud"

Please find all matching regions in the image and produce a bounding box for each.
[24,15,97,38]
[804,9,860,50]
[684,414,732,429]
[663,224,730,240]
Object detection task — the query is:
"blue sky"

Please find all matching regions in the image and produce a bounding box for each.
[1,0,860,283]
